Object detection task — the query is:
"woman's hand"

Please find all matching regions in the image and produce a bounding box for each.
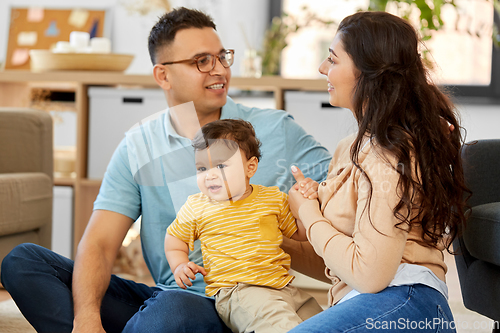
[294,178,319,199]
[289,166,318,218]
[288,187,310,219]
[440,116,455,136]
[291,165,320,199]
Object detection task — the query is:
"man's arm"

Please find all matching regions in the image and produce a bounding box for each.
[72,210,133,333]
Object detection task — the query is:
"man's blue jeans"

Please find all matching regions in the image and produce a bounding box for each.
[1,243,230,333]
[289,284,456,333]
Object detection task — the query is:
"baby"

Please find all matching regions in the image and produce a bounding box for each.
[165,119,322,333]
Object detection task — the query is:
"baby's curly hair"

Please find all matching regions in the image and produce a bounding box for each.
[192,119,262,161]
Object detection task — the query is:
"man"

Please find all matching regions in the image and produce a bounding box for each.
[1,7,330,333]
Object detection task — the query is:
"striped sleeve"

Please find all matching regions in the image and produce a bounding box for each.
[278,192,298,238]
[166,197,198,251]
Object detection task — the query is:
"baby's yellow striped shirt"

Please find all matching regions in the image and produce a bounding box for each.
[167,184,297,296]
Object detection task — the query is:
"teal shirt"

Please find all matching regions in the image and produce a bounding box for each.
[93,97,332,297]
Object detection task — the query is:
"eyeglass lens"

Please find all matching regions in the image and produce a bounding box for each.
[197,50,234,72]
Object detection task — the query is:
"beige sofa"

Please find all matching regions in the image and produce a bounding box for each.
[0,108,53,276]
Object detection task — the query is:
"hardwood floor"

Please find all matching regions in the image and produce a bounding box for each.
[0,287,11,302]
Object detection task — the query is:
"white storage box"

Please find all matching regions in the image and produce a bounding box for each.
[284,91,357,154]
[52,186,73,258]
[88,87,168,179]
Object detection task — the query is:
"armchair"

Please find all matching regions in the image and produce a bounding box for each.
[0,108,53,276]
[454,139,500,329]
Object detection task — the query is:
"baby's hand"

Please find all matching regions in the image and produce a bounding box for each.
[173,261,207,289]
[294,178,319,199]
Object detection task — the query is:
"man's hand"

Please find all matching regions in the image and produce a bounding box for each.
[291,165,319,199]
[173,261,207,289]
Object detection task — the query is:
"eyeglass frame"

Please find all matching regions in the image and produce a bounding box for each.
[160,49,235,73]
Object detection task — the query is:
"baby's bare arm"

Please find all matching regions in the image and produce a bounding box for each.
[165,234,206,288]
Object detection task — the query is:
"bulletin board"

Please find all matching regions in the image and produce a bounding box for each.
[5,7,107,70]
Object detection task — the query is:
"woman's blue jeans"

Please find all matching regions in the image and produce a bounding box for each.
[290,284,456,333]
[1,243,230,333]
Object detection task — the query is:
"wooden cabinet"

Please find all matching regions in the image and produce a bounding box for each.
[0,70,326,256]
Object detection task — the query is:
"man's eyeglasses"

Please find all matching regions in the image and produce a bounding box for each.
[161,49,235,73]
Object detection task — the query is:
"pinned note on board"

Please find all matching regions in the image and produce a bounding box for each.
[89,19,99,38]
[11,48,30,66]
[68,9,89,28]
[45,20,60,37]
[5,8,107,70]
[17,31,38,46]
[27,7,44,22]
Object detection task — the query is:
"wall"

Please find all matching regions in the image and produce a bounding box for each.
[0,0,269,75]
[1,0,497,138]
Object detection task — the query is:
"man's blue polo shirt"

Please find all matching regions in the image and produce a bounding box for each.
[93,97,331,296]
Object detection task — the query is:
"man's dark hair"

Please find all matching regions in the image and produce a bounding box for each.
[192,119,262,161]
[148,7,216,65]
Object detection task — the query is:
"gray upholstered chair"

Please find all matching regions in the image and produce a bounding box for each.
[454,139,500,332]
[0,108,53,277]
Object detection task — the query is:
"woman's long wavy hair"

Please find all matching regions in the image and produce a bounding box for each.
[337,11,469,250]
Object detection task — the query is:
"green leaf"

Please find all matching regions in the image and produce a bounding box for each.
[368,0,389,11]
[494,0,500,14]
[415,0,436,30]
[433,0,444,25]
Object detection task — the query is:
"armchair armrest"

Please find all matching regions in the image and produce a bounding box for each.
[463,202,500,266]
[462,139,500,207]
[0,108,53,181]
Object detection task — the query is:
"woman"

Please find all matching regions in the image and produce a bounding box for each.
[288,11,468,333]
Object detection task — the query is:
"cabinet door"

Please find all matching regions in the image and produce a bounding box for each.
[284,91,357,154]
[87,87,167,179]
[52,186,73,258]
